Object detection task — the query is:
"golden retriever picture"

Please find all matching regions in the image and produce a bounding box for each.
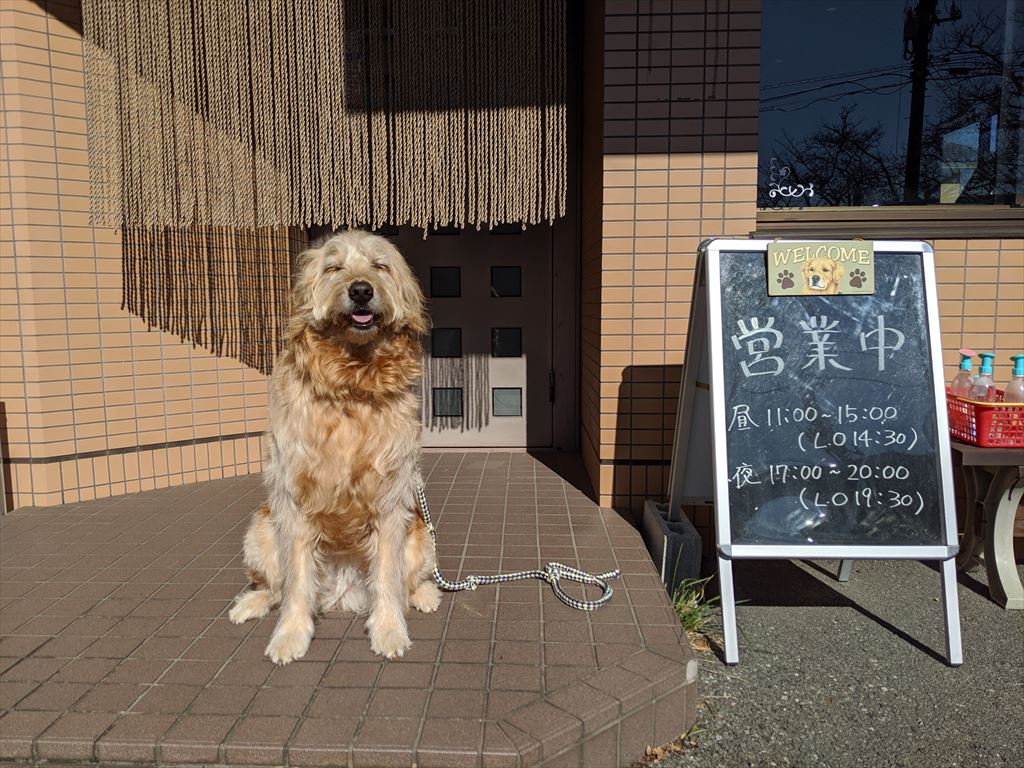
[801,257,844,295]
[229,230,442,664]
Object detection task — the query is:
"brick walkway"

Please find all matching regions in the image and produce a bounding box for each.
[0,452,695,767]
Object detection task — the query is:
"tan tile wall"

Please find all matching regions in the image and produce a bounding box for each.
[583,2,1024,535]
[581,0,760,517]
[933,239,1024,373]
[0,0,286,510]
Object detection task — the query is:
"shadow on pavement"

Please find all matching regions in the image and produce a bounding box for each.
[707,559,948,665]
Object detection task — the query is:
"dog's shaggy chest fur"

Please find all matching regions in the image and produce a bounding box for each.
[229,230,441,664]
[274,329,423,564]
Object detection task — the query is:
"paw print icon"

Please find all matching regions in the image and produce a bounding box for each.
[777,269,795,290]
[848,268,867,289]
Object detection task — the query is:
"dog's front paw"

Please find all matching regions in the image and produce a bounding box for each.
[265,623,313,665]
[369,623,411,659]
[410,582,442,614]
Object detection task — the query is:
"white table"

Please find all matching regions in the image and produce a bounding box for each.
[952,440,1024,609]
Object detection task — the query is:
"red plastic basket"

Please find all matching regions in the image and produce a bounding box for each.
[946,389,1024,448]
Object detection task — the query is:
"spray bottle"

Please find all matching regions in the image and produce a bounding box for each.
[969,352,997,402]
[950,348,975,397]
[1002,355,1024,403]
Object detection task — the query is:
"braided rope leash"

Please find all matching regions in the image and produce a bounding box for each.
[416,486,621,612]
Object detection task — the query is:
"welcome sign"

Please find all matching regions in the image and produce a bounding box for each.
[665,239,961,666]
[767,241,875,296]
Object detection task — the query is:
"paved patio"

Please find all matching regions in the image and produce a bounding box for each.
[0,452,695,767]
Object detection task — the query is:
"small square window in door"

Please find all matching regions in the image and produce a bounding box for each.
[492,388,522,417]
[490,266,521,297]
[431,328,462,358]
[491,327,522,357]
[430,267,461,298]
[432,388,463,418]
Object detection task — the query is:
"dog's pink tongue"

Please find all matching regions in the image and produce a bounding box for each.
[352,311,373,324]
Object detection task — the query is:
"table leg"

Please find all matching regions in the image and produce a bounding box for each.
[983,467,1024,610]
[956,465,984,570]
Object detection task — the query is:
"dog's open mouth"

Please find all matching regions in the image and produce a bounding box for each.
[349,311,377,330]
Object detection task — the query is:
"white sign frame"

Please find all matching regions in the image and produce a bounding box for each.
[695,239,962,666]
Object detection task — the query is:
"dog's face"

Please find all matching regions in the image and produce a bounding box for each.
[801,257,843,294]
[293,231,426,345]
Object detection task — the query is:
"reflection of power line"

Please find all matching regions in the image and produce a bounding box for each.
[762,75,910,106]
[761,53,1002,104]
[762,64,910,91]
[761,82,910,114]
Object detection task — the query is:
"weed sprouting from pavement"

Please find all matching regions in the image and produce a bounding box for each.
[671,575,721,651]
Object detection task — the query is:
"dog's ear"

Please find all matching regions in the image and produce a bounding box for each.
[374,239,428,336]
[391,255,429,336]
[290,246,322,317]
[832,261,844,284]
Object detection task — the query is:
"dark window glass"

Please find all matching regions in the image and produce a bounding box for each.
[490,223,525,235]
[432,388,463,417]
[429,224,460,236]
[430,266,461,297]
[431,328,462,358]
[492,387,522,417]
[490,266,521,297]
[491,327,522,357]
[759,0,1022,208]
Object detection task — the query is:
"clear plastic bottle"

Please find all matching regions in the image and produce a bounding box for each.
[1002,354,1024,403]
[950,348,975,397]
[969,352,997,402]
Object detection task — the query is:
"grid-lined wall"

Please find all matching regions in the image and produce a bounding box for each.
[934,240,1024,373]
[581,0,760,517]
[0,0,291,510]
[582,1,1024,533]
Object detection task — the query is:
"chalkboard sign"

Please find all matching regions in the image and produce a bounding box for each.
[716,248,950,551]
[666,240,961,665]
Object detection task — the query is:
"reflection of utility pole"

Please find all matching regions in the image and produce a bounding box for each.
[902,0,961,202]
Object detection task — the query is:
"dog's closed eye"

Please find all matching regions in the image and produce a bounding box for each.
[372,262,390,273]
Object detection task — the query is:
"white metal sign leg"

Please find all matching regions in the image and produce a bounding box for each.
[719,555,739,664]
[837,560,853,582]
[940,557,963,666]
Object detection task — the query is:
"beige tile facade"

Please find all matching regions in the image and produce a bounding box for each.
[580,1,1023,540]
[0,0,286,509]
[1,0,1022,522]
[581,0,760,517]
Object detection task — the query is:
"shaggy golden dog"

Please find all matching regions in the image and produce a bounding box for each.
[801,257,844,295]
[228,230,441,664]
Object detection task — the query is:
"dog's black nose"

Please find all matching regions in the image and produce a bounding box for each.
[348,281,373,304]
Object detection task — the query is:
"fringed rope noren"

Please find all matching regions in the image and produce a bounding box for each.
[82,1,566,371]
[81,0,567,232]
[121,226,304,376]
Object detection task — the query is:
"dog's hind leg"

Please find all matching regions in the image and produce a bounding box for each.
[229,503,281,624]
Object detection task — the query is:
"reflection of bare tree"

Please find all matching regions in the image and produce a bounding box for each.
[758,107,903,207]
[760,4,1021,207]
[922,5,1023,203]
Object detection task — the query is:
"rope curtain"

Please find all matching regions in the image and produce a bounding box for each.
[81,0,567,231]
[121,226,305,375]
